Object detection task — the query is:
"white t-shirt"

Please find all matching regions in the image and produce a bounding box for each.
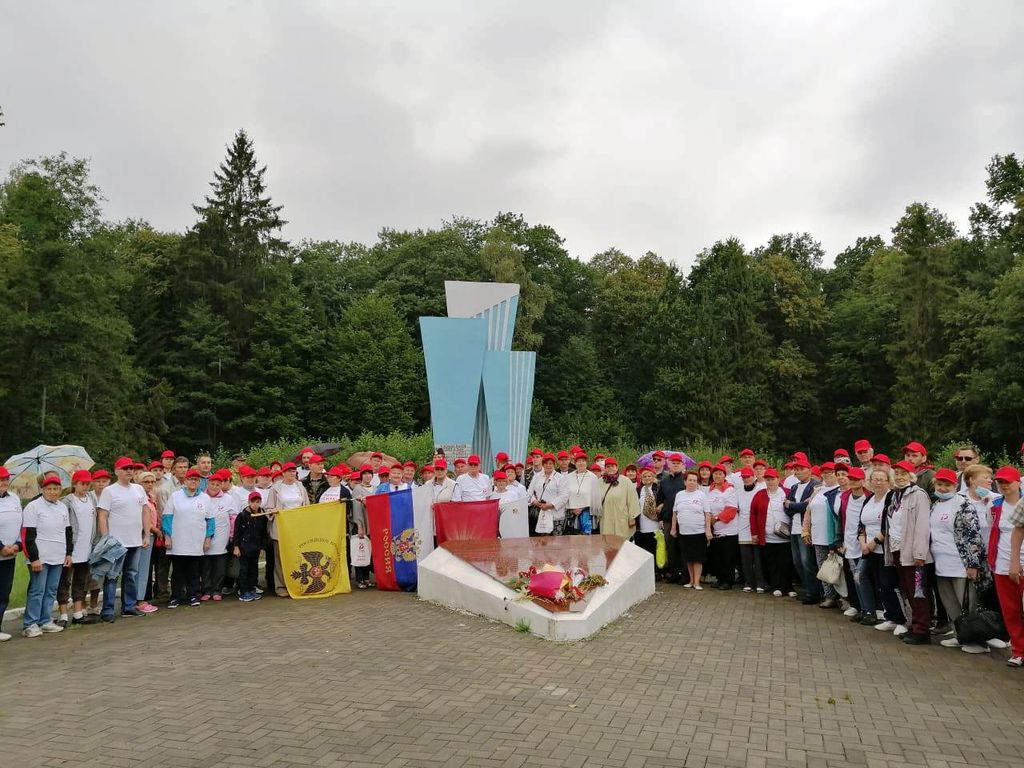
[566,471,598,510]
[736,482,764,543]
[809,485,838,546]
[164,489,212,557]
[860,496,885,555]
[843,493,868,560]
[782,475,798,491]
[206,492,236,555]
[65,493,97,564]
[490,485,527,503]
[763,489,790,544]
[23,496,69,565]
[930,497,965,577]
[708,484,739,537]
[275,481,306,510]
[231,484,254,510]
[673,489,708,536]
[637,485,659,533]
[963,494,993,544]
[98,482,147,548]
[995,500,1023,576]
[0,492,23,562]
[453,473,492,502]
[319,485,343,504]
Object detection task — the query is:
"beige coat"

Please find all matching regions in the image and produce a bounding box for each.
[598,479,640,539]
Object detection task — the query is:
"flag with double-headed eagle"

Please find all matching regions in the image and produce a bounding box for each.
[276,501,351,598]
[365,488,421,591]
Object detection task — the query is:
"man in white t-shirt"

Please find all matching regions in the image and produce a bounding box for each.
[96,456,150,621]
[453,455,491,502]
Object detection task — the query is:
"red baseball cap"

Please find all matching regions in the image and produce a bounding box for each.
[739,448,754,457]
[557,450,570,459]
[792,458,811,469]
[257,467,272,477]
[712,464,727,474]
[739,467,755,478]
[854,440,872,453]
[995,466,1022,484]
[349,470,362,481]
[281,462,297,472]
[903,441,927,455]
[668,453,683,462]
[652,450,666,459]
[148,461,162,470]
[239,465,257,477]
[846,467,866,480]
[160,450,175,459]
[719,455,733,464]
[327,466,346,477]
[467,455,481,465]
[542,453,556,463]
[185,468,202,479]
[833,448,850,458]
[403,460,416,468]
[933,468,957,484]
[41,475,62,488]
[114,457,134,470]
[493,470,507,480]
[753,459,767,468]
[698,460,712,469]
[248,491,263,502]
[820,462,836,472]
[530,448,543,457]
[434,459,448,470]
[370,451,383,459]
[893,460,916,473]
[604,457,618,467]
[589,463,601,472]
[309,454,325,464]
[454,458,466,466]
[763,468,779,479]
[495,451,509,462]
[71,470,93,484]
[872,454,891,465]
[91,469,110,480]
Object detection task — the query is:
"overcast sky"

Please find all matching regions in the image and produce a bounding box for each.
[2,1,1021,268]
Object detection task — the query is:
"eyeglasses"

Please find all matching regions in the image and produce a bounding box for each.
[954,455,975,462]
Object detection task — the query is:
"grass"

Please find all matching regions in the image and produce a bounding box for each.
[513,618,531,633]
[8,553,28,610]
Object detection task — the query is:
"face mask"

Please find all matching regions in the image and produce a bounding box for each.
[975,486,991,499]
[935,491,956,501]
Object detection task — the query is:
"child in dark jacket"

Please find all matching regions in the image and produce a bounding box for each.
[231,492,268,602]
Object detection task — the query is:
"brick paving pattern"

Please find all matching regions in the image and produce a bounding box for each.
[3,586,1024,767]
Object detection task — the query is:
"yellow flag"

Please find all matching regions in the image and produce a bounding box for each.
[276,501,351,598]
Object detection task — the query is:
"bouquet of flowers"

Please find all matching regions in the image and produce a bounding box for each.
[505,564,608,607]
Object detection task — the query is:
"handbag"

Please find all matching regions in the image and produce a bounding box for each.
[536,508,554,534]
[654,530,667,568]
[772,520,791,539]
[349,535,372,568]
[955,584,1008,645]
[816,552,843,585]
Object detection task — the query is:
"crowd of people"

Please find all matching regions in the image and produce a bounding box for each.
[2,441,1024,670]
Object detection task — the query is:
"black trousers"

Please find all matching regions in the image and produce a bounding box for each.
[238,554,260,593]
[633,531,657,560]
[262,541,275,591]
[170,555,201,601]
[152,546,171,599]
[764,543,792,594]
[739,543,768,589]
[0,557,14,627]
[711,535,740,586]
[201,553,228,596]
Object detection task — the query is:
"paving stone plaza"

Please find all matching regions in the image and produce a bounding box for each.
[3,586,1023,768]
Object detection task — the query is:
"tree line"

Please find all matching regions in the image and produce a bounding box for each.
[0,130,1021,463]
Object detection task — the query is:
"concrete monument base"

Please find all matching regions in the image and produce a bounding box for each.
[417,535,655,641]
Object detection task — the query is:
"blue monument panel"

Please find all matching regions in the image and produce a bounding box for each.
[481,351,511,466]
[507,351,536,464]
[419,317,488,454]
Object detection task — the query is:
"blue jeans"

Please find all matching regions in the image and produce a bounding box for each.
[790,534,822,601]
[24,563,63,628]
[135,536,154,602]
[103,546,140,617]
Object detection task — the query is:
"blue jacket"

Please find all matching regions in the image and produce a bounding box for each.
[89,534,127,581]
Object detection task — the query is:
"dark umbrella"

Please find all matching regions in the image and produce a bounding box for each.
[292,442,342,462]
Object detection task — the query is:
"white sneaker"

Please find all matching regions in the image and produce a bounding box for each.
[893,625,908,637]
[940,637,960,648]
[986,638,1009,650]
[22,625,43,638]
[962,644,990,654]
[40,622,64,634]
[874,621,897,631]
[773,590,783,597]
[694,585,703,591]
[843,607,859,617]
[787,591,797,598]
[755,587,765,594]
[0,631,11,642]
[742,586,753,593]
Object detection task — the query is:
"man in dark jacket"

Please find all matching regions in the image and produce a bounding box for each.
[784,459,820,604]
[655,454,687,582]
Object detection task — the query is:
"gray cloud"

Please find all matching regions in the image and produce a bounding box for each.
[1,1,1021,267]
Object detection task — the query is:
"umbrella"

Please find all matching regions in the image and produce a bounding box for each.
[4,444,94,500]
[291,442,342,463]
[635,450,696,470]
